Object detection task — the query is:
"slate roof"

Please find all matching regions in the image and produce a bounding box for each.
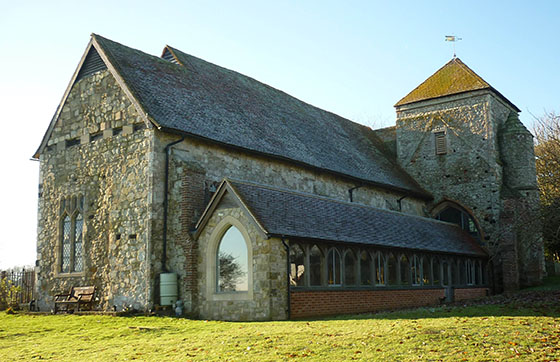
[395,58,520,111]
[224,180,487,257]
[90,35,429,198]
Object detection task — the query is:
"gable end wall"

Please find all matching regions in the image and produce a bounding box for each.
[36,70,154,311]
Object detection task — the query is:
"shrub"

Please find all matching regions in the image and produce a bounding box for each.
[0,277,20,310]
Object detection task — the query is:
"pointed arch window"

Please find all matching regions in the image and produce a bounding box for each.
[343,250,356,286]
[387,253,398,285]
[400,255,410,285]
[411,255,421,286]
[309,245,323,286]
[360,251,373,286]
[327,248,342,286]
[432,258,441,286]
[435,204,481,242]
[217,226,248,292]
[375,252,385,286]
[59,195,85,273]
[289,244,305,287]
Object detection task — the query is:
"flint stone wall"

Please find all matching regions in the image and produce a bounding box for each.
[156,131,428,313]
[36,70,153,311]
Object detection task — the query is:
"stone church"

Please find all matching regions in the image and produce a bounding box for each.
[34,34,544,320]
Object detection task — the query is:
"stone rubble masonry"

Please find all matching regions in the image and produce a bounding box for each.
[37,63,543,318]
[395,90,544,291]
[36,70,153,312]
[159,131,428,315]
[195,200,288,321]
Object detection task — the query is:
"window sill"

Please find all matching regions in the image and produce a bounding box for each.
[55,272,86,278]
[211,291,252,301]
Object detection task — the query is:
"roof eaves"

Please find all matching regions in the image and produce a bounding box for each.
[193,180,229,239]
[193,179,270,240]
[159,126,434,200]
[33,40,96,159]
[395,58,520,112]
[269,233,487,257]
[225,179,270,237]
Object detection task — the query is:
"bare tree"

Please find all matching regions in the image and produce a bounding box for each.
[533,111,560,260]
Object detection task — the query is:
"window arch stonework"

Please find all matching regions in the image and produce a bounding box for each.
[205,215,253,301]
[432,201,482,242]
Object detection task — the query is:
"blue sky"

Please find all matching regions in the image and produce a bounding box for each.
[0,1,558,269]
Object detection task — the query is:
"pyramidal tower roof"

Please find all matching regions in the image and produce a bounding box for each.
[395,57,520,111]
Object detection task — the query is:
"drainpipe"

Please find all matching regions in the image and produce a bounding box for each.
[281,237,291,320]
[397,195,408,212]
[348,185,363,203]
[162,136,185,272]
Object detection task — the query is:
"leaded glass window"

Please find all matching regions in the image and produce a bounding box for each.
[62,215,71,273]
[59,195,85,274]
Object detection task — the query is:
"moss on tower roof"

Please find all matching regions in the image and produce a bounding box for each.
[395,58,520,111]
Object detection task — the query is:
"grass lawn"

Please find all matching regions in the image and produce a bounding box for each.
[1,283,559,361]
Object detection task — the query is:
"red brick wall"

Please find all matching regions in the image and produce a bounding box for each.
[454,287,488,302]
[290,288,488,319]
[290,289,444,319]
[179,169,206,303]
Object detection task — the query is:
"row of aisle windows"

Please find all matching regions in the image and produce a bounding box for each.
[289,243,487,288]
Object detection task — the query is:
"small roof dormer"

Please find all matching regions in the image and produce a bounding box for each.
[395,58,520,112]
[161,46,182,65]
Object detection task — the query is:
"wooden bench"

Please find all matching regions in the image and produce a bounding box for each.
[54,286,96,313]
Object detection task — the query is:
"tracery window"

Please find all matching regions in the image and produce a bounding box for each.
[475,260,482,285]
[309,245,323,286]
[360,251,372,286]
[343,250,356,286]
[400,254,410,285]
[459,259,467,285]
[327,248,342,286]
[435,205,481,241]
[466,260,475,285]
[387,253,398,285]
[217,226,248,292]
[289,244,305,287]
[442,260,450,286]
[432,258,441,286]
[422,256,431,285]
[59,195,84,273]
[411,255,421,286]
[375,252,385,286]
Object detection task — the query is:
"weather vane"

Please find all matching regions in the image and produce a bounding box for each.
[445,35,462,58]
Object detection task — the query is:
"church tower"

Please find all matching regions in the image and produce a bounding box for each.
[394,58,544,291]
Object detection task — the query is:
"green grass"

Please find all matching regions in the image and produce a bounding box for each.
[1,302,559,361]
[523,275,560,291]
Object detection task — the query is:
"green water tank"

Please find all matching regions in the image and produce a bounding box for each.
[160,272,178,306]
